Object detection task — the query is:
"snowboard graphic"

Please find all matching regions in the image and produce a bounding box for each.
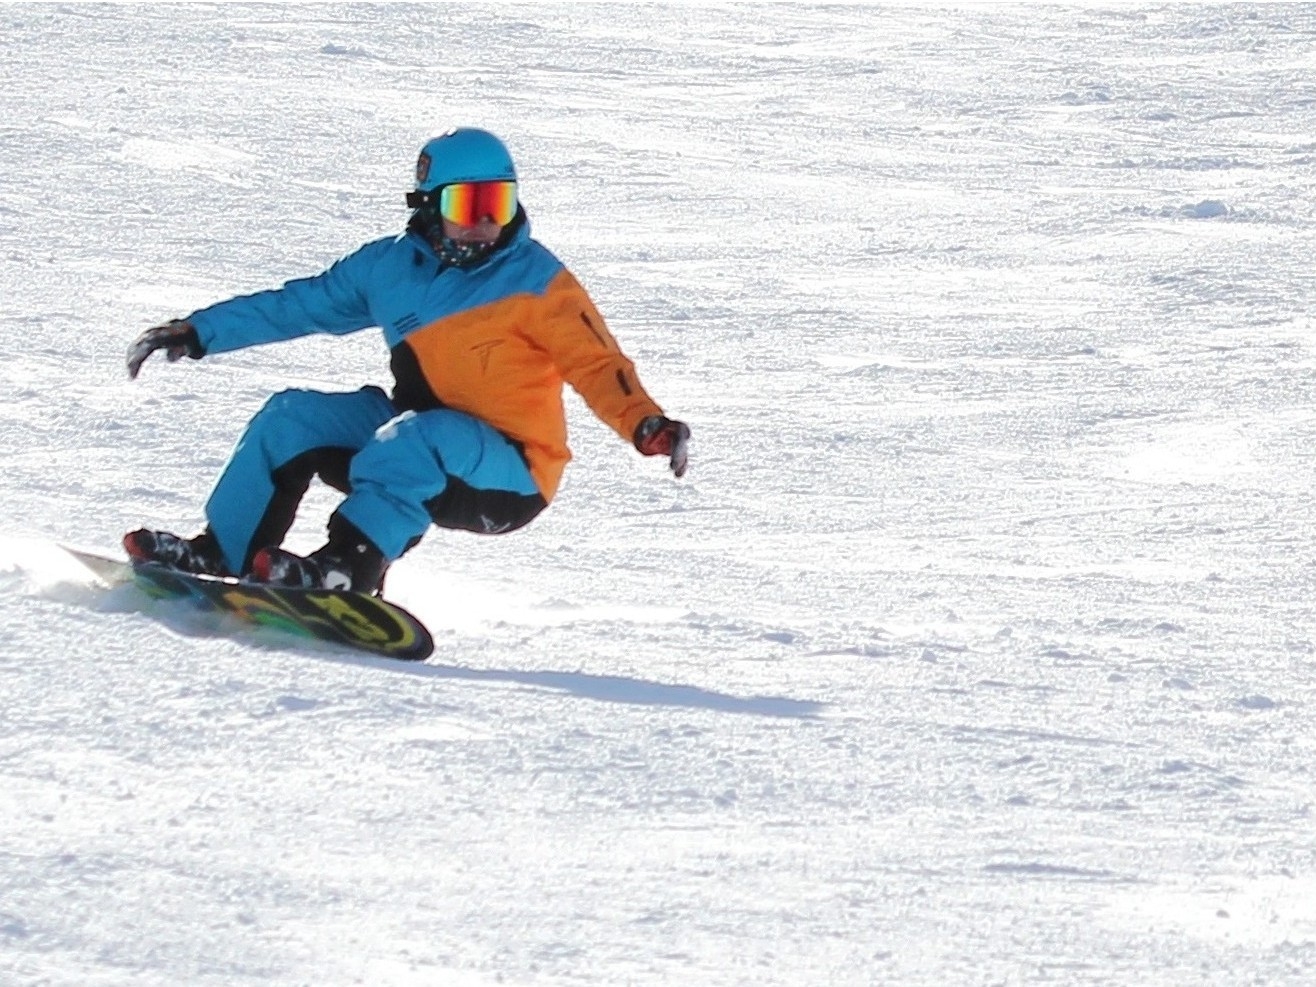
[62,548,434,661]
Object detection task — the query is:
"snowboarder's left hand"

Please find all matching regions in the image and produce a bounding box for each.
[634,416,691,478]
[126,320,204,379]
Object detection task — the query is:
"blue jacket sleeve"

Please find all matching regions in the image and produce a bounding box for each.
[187,238,391,355]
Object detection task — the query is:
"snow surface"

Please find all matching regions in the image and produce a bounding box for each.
[2,3,1316,985]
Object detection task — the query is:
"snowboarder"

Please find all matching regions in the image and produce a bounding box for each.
[123,127,690,594]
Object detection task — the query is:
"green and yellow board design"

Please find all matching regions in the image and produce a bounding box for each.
[132,562,433,661]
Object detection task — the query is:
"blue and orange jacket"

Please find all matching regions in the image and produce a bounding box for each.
[186,214,664,501]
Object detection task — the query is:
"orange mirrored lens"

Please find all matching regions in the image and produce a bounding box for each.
[439,181,517,226]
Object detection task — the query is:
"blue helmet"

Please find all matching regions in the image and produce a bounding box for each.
[414,128,516,192]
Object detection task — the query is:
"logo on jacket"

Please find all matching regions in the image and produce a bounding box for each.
[471,339,503,373]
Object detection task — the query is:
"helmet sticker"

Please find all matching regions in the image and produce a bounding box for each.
[416,151,431,186]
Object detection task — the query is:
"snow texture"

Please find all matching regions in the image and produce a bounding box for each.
[2,3,1316,985]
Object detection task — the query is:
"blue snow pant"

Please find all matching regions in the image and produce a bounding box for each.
[204,386,547,574]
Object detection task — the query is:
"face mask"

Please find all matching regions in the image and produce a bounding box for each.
[432,234,496,269]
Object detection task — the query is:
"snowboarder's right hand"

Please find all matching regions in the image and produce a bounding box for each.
[126,320,204,379]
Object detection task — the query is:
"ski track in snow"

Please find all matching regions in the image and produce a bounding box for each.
[2,4,1316,985]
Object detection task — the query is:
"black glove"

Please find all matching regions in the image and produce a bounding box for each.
[634,415,691,478]
[126,320,204,379]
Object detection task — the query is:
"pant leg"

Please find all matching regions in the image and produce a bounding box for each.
[205,386,397,573]
[335,408,546,561]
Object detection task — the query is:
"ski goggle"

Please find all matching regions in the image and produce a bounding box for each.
[406,181,518,226]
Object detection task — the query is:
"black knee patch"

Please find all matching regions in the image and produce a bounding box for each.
[424,480,546,534]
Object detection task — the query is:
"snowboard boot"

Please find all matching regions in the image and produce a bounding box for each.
[249,518,387,595]
[123,528,229,577]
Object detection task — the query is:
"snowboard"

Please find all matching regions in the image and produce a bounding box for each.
[62,547,434,661]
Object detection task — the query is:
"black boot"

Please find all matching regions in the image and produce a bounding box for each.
[250,517,387,594]
[124,528,229,576]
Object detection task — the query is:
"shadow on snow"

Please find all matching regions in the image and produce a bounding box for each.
[86,583,827,720]
[416,663,827,719]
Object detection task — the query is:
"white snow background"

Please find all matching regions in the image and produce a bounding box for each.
[2,3,1315,985]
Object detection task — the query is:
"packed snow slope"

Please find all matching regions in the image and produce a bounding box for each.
[2,4,1315,985]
